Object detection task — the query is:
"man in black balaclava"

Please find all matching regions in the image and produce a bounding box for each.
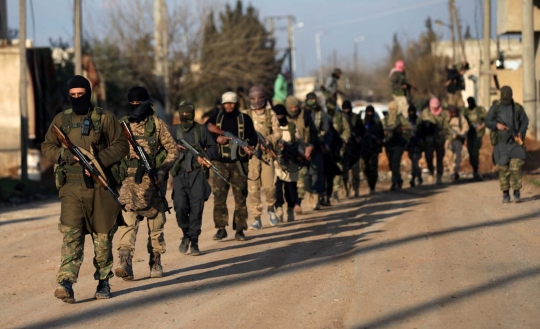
[485,85,529,203]
[407,105,423,187]
[42,75,129,302]
[115,86,179,280]
[361,105,384,194]
[170,101,218,256]
[463,96,487,180]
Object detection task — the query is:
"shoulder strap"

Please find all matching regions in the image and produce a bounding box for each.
[91,107,104,133]
[217,111,224,129]
[238,112,245,139]
[266,108,273,130]
[62,109,74,133]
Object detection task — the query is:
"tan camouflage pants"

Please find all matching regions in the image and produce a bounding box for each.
[57,223,117,284]
[116,211,166,255]
[498,158,524,191]
[213,162,248,230]
[297,166,308,200]
[392,95,409,116]
[446,91,465,108]
[248,157,276,218]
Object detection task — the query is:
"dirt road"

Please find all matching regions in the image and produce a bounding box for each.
[1,178,540,329]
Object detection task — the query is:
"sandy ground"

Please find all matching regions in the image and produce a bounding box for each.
[1,176,540,329]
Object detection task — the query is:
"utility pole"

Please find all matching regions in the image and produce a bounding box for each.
[287,16,294,94]
[19,0,28,181]
[522,0,537,138]
[315,31,325,86]
[268,17,275,41]
[448,0,456,63]
[451,0,467,63]
[154,0,169,118]
[74,0,82,75]
[0,0,7,42]
[481,0,491,111]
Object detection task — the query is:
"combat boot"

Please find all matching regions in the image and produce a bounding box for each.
[95,279,111,299]
[275,207,284,222]
[54,280,75,304]
[390,183,397,191]
[331,191,340,204]
[502,191,511,203]
[286,207,295,222]
[473,172,482,181]
[453,172,460,181]
[409,176,416,188]
[114,250,134,281]
[213,228,228,240]
[436,175,443,185]
[268,207,279,226]
[249,217,262,230]
[189,237,202,256]
[353,189,359,198]
[149,252,163,278]
[178,236,190,254]
[418,175,423,186]
[514,190,522,203]
[235,230,247,241]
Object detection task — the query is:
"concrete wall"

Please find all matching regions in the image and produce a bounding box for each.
[498,0,540,34]
[0,46,36,178]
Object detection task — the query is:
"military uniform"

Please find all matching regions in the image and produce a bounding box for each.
[343,104,365,197]
[463,98,487,178]
[42,75,129,302]
[327,99,351,202]
[207,93,258,239]
[362,109,384,193]
[171,104,218,255]
[383,104,413,190]
[446,63,467,107]
[447,108,469,180]
[407,109,423,187]
[390,67,410,116]
[485,86,529,202]
[417,104,450,184]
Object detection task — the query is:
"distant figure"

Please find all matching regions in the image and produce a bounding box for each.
[463,96,487,181]
[446,61,469,107]
[342,100,365,197]
[273,72,289,105]
[447,105,469,181]
[485,86,529,203]
[389,60,411,116]
[407,105,423,187]
[236,87,248,111]
[361,105,384,194]
[323,68,343,101]
[202,99,223,124]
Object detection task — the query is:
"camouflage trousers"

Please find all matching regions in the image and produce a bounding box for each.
[213,162,248,230]
[498,158,524,191]
[467,136,483,172]
[446,91,465,108]
[332,162,344,194]
[248,157,276,218]
[344,160,361,192]
[57,223,117,284]
[297,166,308,200]
[392,95,409,117]
[447,139,464,174]
[116,211,166,255]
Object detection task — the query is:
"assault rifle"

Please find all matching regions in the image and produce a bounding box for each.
[207,123,267,164]
[178,138,229,185]
[52,124,126,212]
[255,131,277,162]
[120,121,171,214]
[278,141,310,166]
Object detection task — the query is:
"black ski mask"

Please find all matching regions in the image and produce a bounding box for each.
[67,75,92,115]
[127,86,153,122]
[467,97,476,109]
[273,104,288,126]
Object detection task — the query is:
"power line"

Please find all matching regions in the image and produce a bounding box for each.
[299,0,446,32]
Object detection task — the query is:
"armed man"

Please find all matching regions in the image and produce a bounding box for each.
[417,98,450,185]
[326,97,351,203]
[446,62,469,107]
[207,92,258,240]
[303,92,332,209]
[447,105,469,181]
[245,86,282,230]
[341,100,365,197]
[383,101,413,191]
[361,105,384,194]
[407,105,423,187]
[171,101,218,256]
[284,95,317,215]
[464,97,487,180]
[114,86,178,281]
[323,68,344,102]
[485,86,529,203]
[389,60,411,116]
[42,75,129,303]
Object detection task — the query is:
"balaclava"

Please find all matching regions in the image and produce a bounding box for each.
[500,86,513,106]
[467,97,476,110]
[365,105,375,122]
[326,98,337,116]
[273,104,288,126]
[127,86,153,122]
[249,86,266,110]
[342,101,352,114]
[285,95,301,118]
[68,75,92,115]
[305,92,319,111]
[178,101,195,131]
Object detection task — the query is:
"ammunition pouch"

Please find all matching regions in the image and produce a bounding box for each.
[54,164,67,189]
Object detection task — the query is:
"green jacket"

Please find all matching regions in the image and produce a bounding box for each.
[390,71,408,96]
[418,108,451,145]
[383,112,412,147]
[332,111,351,143]
[463,106,487,138]
[273,74,288,103]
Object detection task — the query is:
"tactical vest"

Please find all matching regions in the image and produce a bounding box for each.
[170,123,203,176]
[489,102,524,146]
[216,111,246,159]
[333,112,344,133]
[248,108,273,135]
